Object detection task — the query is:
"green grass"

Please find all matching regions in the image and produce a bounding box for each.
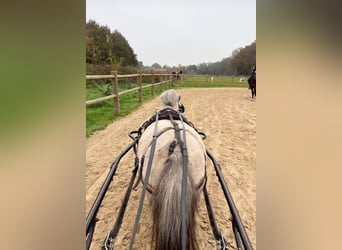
[175,75,249,88]
[86,75,248,137]
[86,82,173,137]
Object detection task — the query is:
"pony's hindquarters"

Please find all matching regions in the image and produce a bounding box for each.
[138,120,206,191]
[151,148,199,250]
[137,120,206,249]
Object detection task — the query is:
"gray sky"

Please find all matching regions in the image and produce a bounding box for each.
[86,0,256,67]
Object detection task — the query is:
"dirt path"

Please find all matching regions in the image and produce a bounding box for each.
[86,88,256,249]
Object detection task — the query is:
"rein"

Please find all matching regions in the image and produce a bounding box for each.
[129,111,160,250]
[178,113,189,250]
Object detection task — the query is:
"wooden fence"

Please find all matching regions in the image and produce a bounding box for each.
[86,71,179,115]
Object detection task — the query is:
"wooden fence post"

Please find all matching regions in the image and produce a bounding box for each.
[151,73,155,96]
[138,72,142,103]
[112,70,120,115]
[160,74,163,92]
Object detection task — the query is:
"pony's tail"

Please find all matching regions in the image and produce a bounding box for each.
[151,149,199,250]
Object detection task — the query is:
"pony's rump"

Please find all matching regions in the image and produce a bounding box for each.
[138,120,206,192]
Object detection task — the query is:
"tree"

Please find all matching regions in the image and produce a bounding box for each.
[86,36,99,64]
[152,63,161,69]
[86,20,139,73]
[229,41,256,75]
[86,20,113,65]
[110,30,138,67]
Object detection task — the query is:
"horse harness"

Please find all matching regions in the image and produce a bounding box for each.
[133,108,206,193]
[134,108,227,249]
[102,108,230,250]
[137,107,198,135]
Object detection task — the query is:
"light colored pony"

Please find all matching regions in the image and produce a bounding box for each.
[137,89,207,250]
[210,76,215,83]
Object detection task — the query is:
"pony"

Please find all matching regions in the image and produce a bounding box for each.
[248,73,256,98]
[137,89,207,250]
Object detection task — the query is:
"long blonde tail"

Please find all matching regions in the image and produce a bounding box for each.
[151,149,199,250]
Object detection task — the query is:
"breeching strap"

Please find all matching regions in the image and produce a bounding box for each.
[203,183,229,250]
[206,149,253,250]
[86,138,139,250]
[129,111,160,250]
[102,161,139,250]
[203,184,222,241]
[178,113,189,250]
[86,219,96,250]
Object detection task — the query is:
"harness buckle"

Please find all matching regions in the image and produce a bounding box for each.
[168,139,178,156]
[128,130,140,141]
[217,232,229,250]
[103,232,115,250]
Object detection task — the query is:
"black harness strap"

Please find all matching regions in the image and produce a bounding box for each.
[206,149,253,250]
[168,139,178,155]
[129,111,160,250]
[138,108,198,134]
[168,113,182,155]
[164,113,188,250]
[86,138,139,250]
[232,219,243,250]
[203,182,229,250]
[178,113,188,250]
[86,219,96,250]
[102,162,139,250]
[132,155,144,191]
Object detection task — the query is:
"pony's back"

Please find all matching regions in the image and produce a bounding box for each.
[137,120,206,250]
[137,120,206,192]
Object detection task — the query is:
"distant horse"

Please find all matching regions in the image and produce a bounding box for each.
[239,77,246,83]
[248,74,256,98]
[172,70,182,80]
[137,89,206,250]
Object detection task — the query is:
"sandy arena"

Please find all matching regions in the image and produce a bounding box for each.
[86,88,256,249]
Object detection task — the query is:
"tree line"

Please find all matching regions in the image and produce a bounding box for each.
[86,20,138,74]
[145,41,256,76]
[178,41,256,76]
[86,20,255,75]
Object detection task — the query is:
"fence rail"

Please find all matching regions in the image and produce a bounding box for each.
[86,71,179,114]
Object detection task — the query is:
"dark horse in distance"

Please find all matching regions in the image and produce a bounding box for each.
[248,66,256,99]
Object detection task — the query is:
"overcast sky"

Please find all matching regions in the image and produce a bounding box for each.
[86,0,256,67]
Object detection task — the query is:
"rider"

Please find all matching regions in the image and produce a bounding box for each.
[251,65,256,78]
